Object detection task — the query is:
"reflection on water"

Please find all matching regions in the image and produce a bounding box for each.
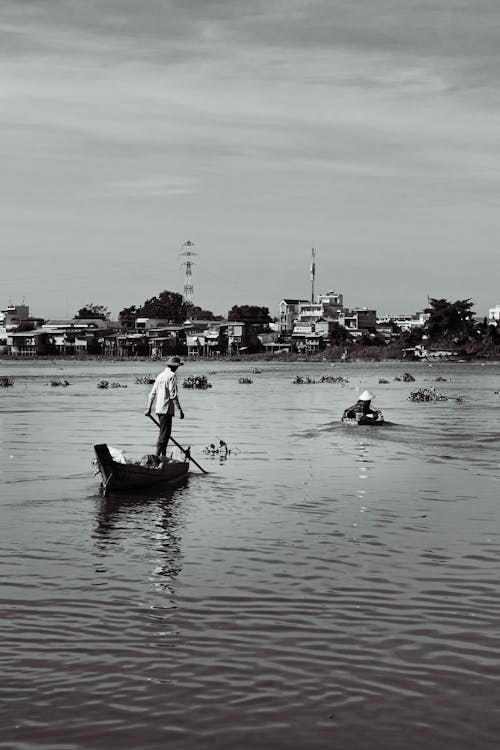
[1,360,500,749]
[94,490,185,594]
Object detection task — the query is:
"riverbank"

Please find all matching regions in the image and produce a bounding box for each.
[2,348,498,365]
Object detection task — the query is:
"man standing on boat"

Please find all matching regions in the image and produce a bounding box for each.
[145,356,185,457]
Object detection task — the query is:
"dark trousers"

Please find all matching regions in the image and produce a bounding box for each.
[156,413,173,456]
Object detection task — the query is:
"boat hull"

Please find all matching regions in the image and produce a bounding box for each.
[94,444,189,495]
[342,415,385,426]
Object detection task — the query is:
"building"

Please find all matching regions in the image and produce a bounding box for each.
[317,291,344,315]
[278,299,309,333]
[105,332,149,357]
[337,308,377,334]
[227,321,247,354]
[280,288,376,349]
[41,319,118,355]
[298,291,344,326]
[135,317,169,331]
[488,304,500,322]
[291,321,330,353]
[377,311,429,331]
[1,303,30,331]
[225,321,262,354]
[6,330,51,356]
[0,303,44,339]
[147,325,188,358]
[186,330,224,357]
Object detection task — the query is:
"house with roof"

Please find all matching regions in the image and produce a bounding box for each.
[291,318,333,353]
[147,324,188,357]
[336,308,377,336]
[185,331,218,357]
[6,330,51,356]
[41,319,119,354]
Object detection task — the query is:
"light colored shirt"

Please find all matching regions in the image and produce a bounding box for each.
[148,367,180,415]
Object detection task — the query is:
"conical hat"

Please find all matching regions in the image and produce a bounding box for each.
[359,390,374,401]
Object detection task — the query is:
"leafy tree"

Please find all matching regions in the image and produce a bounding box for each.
[118,305,138,329]
[75,303,110,320]
[227,305,271,329]
[187,305,222,321]
[119,293,221,326]
[424,298,475,342]
[397,326,425,347]
[329,322,353,346]
[357,331,386,347]
[137,290,188,322]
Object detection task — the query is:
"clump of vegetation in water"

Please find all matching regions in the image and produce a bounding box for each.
[319,375,349,384]
[408,387,447,402]
[50,379,69,387]
[135,374,155,384]
[293,375,349,385]
[183,375,212,389]
[0,376,14,387]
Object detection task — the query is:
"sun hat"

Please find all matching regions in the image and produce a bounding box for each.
[166,356,184,367]
[359,390,374,401]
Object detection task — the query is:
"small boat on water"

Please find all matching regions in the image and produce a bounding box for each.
[342,412,385,426]
[94,443,189,496]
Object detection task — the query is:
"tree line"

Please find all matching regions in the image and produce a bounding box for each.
[76,293,272,330]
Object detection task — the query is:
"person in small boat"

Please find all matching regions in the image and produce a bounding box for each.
[145,356,185,456]
[343,390,381,421]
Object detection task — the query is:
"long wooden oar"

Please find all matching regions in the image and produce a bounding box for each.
[147,414,208,474]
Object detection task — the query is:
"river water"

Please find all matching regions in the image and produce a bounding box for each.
[1,359,499,750]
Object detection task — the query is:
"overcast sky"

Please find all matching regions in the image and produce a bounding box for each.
[1,0,499,320]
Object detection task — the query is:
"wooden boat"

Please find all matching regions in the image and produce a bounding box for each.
[342,412,385,426]
[94,443,189,496]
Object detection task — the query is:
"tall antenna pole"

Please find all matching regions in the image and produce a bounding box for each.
[179,240,197,309]
[310,247,316,304]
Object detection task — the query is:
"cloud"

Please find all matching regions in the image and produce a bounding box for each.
[108,176,199,197]
[1,0,500,317]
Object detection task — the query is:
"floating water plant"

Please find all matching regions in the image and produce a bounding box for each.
[135,374,155,384]
[408,387,447,402]
[183,375,212,389]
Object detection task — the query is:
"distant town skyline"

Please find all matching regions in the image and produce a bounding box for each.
[2,1,499,320]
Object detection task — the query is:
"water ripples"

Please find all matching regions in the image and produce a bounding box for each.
[1,361,500,748]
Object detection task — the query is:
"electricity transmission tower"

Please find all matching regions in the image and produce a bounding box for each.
[180,240,197,308]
